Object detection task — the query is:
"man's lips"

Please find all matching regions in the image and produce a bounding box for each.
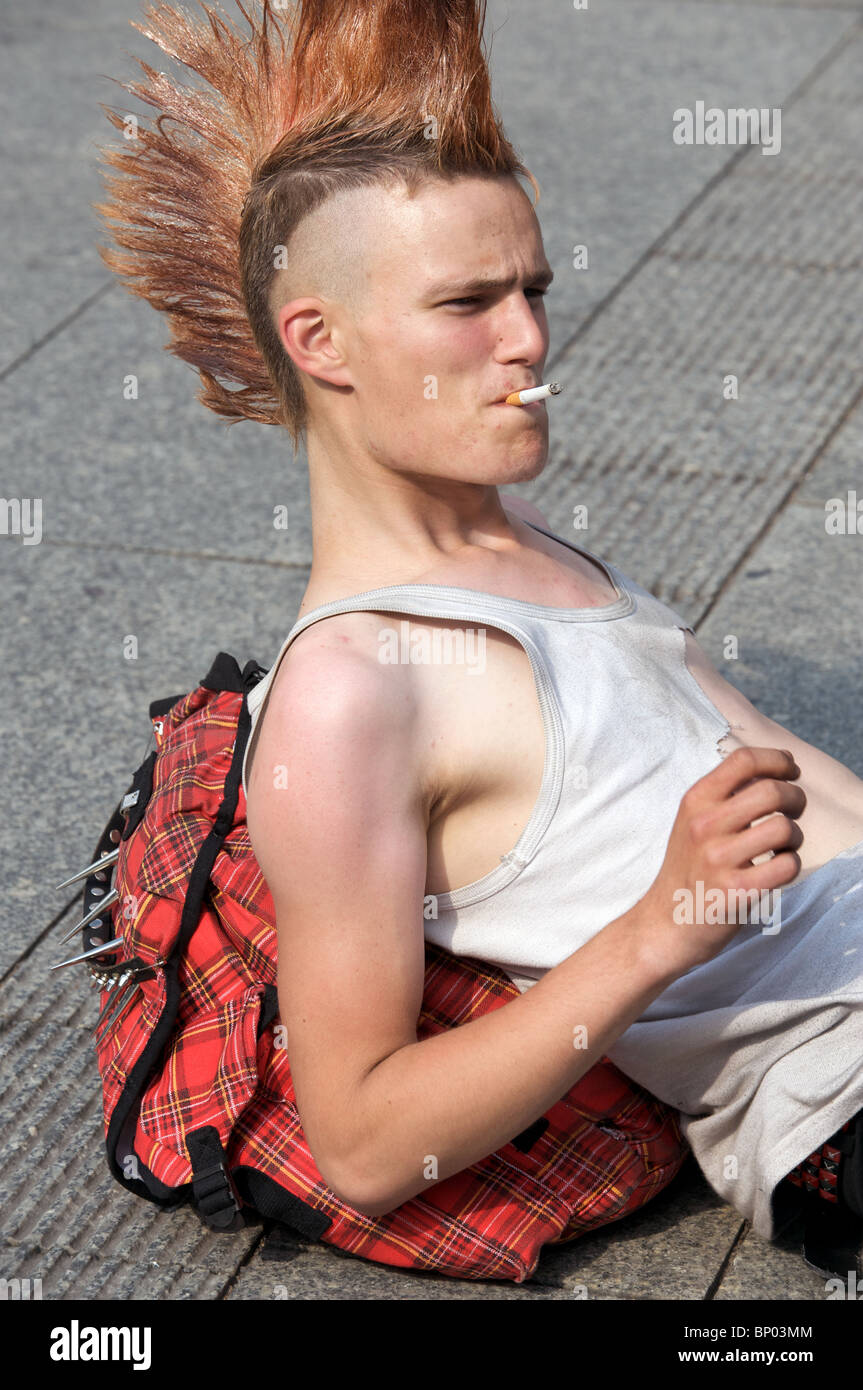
[493,388,532,403]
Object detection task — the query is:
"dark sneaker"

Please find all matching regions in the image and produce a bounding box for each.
[802,1199,863,1282]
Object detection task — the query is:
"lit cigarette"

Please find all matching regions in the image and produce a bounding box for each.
[504,381,562,406]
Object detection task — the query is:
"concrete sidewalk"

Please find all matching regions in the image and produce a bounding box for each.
[2,0,862,1300]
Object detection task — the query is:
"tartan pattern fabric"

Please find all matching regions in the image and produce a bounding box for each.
[784,1121,853,1206]
[93,663,690,1283]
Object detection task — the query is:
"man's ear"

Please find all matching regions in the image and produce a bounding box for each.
[275,298,353,389]
[501,495,551,529]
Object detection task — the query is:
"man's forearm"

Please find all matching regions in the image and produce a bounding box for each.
[329,900,684,1216]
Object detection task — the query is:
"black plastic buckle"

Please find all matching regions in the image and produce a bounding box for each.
[192,1158,242,1231]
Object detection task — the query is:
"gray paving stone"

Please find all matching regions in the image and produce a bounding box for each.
[679,0,862,11]
[228,1242,573,1299]
[0,929,263,1294]
[532,1161,746,1299]
[0,1238,238,1301]
[790,414,863,508]
[0,285,315,562]
[0,541,307,968]
[689,398,863,774]
[524,35,863,611]
[714,1224,835,1301]
[0,3,158,374]
[533,367,847,613]
[226,1161,744,1300]
[489,0,852,336]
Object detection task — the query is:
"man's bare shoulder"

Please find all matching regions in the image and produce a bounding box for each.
[267,610,422,736]
[245,611,432,857]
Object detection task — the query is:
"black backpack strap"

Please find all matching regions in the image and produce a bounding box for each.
[200,651,266,695]
[187,1126,245,1231]
[147,651,266,720]
[105,679,253,1188]
[233,1169,332,1244]
[149,692,187,719]
[120,750,157,840]
[186,1131,333,1243]
[510,1117,549,1153]
[257,984,279,1038]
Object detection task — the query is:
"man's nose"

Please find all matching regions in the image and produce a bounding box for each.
[494,292,548,363]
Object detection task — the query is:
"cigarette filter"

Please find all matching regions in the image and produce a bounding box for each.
[505,382,562,406]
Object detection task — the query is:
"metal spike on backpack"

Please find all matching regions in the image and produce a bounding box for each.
[53,742,164,1038]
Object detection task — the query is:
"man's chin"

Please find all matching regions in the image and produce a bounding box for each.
[381,433,548,488]
[448,451,548,489]
[487,442,549,487]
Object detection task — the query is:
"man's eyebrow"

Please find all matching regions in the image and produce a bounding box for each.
[424,265,555,298]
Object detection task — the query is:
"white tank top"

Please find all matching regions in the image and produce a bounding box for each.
[241,524,733,992]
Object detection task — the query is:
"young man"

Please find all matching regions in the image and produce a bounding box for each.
[240,165,863,1261]
[97,0,863,1277]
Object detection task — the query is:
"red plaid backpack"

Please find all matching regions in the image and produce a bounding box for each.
[58,650,689,1283]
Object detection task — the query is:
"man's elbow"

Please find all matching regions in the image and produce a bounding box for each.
[318,1149,401,1219]
[300,1055,420,1219]
[306,1108,403,1217]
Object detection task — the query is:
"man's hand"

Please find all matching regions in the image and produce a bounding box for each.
[638,746,806,972]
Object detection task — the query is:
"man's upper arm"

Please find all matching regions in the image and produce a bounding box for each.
[244,625,430,1196]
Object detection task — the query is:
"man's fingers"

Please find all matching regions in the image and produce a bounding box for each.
[732,814,804,867]
[720,849,803,895]
[693,745,800,804]
[709,777,807,836]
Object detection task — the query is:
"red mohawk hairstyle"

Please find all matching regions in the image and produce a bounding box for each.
[93,0,538,452]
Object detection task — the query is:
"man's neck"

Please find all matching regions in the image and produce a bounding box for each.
[302,437,529,609]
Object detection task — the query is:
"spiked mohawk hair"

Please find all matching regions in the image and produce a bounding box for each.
[93,0,539,453]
